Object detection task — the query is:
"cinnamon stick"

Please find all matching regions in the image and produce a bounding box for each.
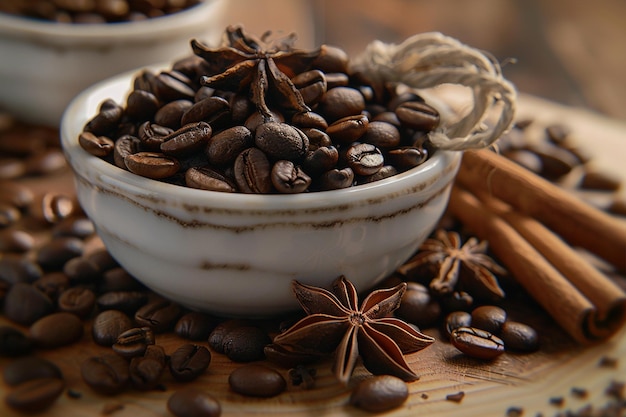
[448,185,626,344]
[456,149,626,272]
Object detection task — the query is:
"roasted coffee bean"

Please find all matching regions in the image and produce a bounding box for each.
[292,70,327,106]
[0,229,35,252]
[125,152,181,179]
[228,364,286,398]
[244,109,284,132]
[79,131,115,157]
[300,128,332,151]
[98,267,142,292]
[500,321,539,352]
[3,356,62,386]
[326,114,369,144]
[52,216,95,239]
[92,309,133,347]
[3,282,54,325]
[206,126,253,166]
[57,286,96,317]
[97,291,148,315]
[185,166,237,192]
[324,72,350,89]
[181,96,231,126]
[130,348,166,390]
[451,326,505,360]
[443,311,473,340]
[527,143,579,180]
[29,312,84,349]
[361,121,401,149]
[291,111,328,130]
[0,325,32,356]
[233,147,272,194]
[175,312,219,341]
[372,111,401,127]
[222,326,271,362]
[386,146,429,171]
[169,344,212,382]
[112,327,155,358]
[33,272,70,300]
[345,143,384,176]
[154,72,196,102]
[30,192,75,224]
[318,87,365,122]
[316,167,354,191]
[471,305,507,334]
[440,291,474,312]
[0,181,34,209]
[167,387,222,417]
[63,257,101,283]
[0,202,21,227]
[5,377,65,412]
[395,282,441,329]
[208,320,247,353]
[359,165,398,184]
[84,100,123,136]
[301,146,339,176]
[135,299,181,333]
[350,375,408,412]
[125,90,160,121]
[138,121,173,151]
[312,44,349,73]
[394,101,439,131]
[36,237,84,270]
[271,160,311,193]
[24,148,66,176]
[161,122,212,157]
[254,122,309,161]
[0,157,27,179]
[81,354,129,395]
[113,134,140,169]
[229,93,254,124]
[0,257,42,284]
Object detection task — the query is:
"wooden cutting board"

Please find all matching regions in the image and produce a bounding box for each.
[1,94,625,417]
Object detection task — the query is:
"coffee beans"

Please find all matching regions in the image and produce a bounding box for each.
[450,326,505,360]
[5,377,65,412]
[500,320,540,352]
[169,344,212,382]
[350,375,409,412]
[29,312,84,348]
[167,388,222,417]
[228,364,286,398]
[81,354,130,395]
[92,309,133,346]
[221,326,271,362]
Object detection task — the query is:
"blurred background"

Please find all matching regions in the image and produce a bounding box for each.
[223,0,626,120]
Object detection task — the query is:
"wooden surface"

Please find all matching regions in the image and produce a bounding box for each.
[1,94,625,417]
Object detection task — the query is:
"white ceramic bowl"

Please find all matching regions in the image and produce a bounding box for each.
[60,70,462,318]
[0,0,226,128]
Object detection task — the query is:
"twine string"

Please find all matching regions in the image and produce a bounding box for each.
[350,32,517,151]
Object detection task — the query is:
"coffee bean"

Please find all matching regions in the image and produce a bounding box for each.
[78,131,115,157]
[271,160,311,194]
[316,167,354,191]
[138,121,172,151]
[126,90,160,121]
[386,146,429,171]
[81,354,129,395]
[350,375,408,412]
[125,152,181,179]
[5,377,65,412]
[3,282,54,325]
[0,181,34,209]
[87,249,119,272]
[395,282,441,329]
[0,202,21,227]
[301,146,339,177]
[254,122,309,161]
[394,100,440,131]
[135,299,181,333]
[129,349,166,391]
[98,267,142,292]
[359,165,398,184]
[0,229,35,252]
[345,143,384,176]
[3,356,62,386]
[175,312,219,341]
[113,134,141,169]
[52,216,95,239]
[63,257,101,283]
[29,312,84,348]
[361,121,401,149]
[181,96,230,126]
[167,388,222,417]
[112,327,155,358]
[222,326,271,362]
[153,73,195,103]
[25,149,67,176]
[451,326,505,360]
[97,291,148,315]
[471,305,507,334]
[161,122,212,157]
[326,114,369,144]
[33,272,70,301]
[205,125,253,166]
[84,99,123,136]
[185,166,237,192]
[92,309,133,347]
[31,192,75,224]
[0,325,32,356]
[208,319,247,353]
[36,237,84,270]
[500,321,540,352]
[443,311,473,340]
[291,111,328,130]
[440,291,474,312]
[228,364,286,398]
[0,157,26,179]
[58,287,96,317]
[318,87,365,122]
[291,70,327,106]
[169,344,212,382]
[233,147,272,194]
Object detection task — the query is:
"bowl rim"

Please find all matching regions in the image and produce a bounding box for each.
[61,67,462,212]
[0,0,225,42]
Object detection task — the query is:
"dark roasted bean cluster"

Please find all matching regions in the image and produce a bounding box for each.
[78,43,439,194]
[0,0,202,24]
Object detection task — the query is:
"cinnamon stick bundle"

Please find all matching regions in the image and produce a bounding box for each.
[457,149,626,273]
[448,149,626,344]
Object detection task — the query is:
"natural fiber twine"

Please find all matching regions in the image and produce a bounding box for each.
[351,32,517,151]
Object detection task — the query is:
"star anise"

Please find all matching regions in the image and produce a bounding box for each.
[191,25,321,120]
[399,229,507,298]
[273,276,434,385]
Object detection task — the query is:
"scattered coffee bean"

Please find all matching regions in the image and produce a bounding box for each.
[58,286,96,317]
[0,325,32,356]
[134,299,181,333]
[81,354,130,395]
[500,320,539,352]
[174,312,219,341]
[92,309,134,347]
[112,326,155,358]
[169,344,212,382]
[3,282,54,325]
[29,312,84,348]
[471,305,507,335]
[445,391,465,403]
[222,325,271,362]
[396,282,441,328]
[450,326,505,360]
[443,311,472,340]
[167,388,222,417]
[228,364,286,398]
[5,377,65,412]
[350,375,409,412]
[3,356,62,386]
[35,236,84,270]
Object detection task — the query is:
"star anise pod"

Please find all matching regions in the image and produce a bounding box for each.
[191,25,321,120]
[273,276,434,385]
[399,229,507,298]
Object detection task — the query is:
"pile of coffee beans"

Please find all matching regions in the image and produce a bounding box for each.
[78,35,439,194]
[0,0,202,24]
